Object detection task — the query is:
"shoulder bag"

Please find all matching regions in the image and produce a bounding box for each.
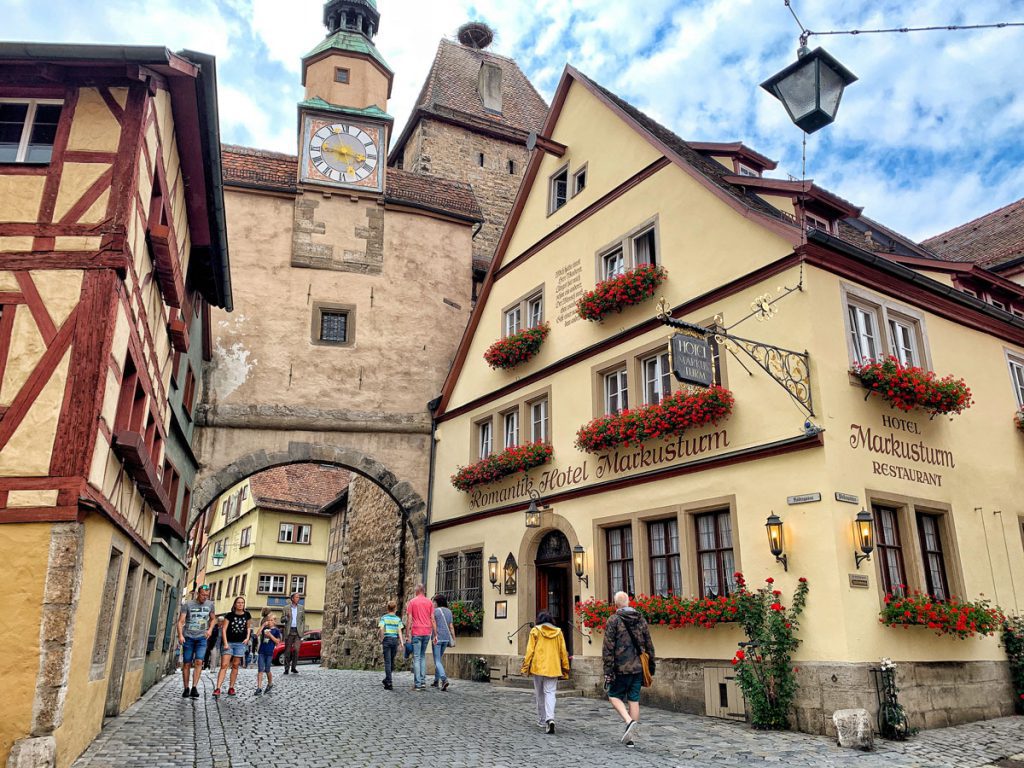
[624,622,653,688]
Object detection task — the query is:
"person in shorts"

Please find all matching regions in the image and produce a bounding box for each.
[255,608,281,695]
[177,585,216,698]
[213,596,251,698]
[602,591,656,747]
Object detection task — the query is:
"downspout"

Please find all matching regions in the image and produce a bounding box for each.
[422,396,442,584]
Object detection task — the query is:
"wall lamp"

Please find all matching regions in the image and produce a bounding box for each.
[854,509,875,569]
[503,553,518,595]
[525,489,547,528]
[765,513,788,571]
[572,545,589,588]
[488,554,501,593]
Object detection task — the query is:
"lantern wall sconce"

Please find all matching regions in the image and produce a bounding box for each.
[488,554,501,593]
[760,41,858,134]
[572,545,589,588]
[211,550,226,567]
[854,509,875,569]
[765,513,788,571]
[503,553,518,595]
[525,489,548,528]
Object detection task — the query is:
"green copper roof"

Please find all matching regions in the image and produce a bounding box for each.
[304,30,391,73]
[299,97,393,122]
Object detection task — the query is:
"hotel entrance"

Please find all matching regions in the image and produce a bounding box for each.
[534,530,573,656]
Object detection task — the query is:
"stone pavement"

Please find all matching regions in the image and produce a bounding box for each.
[72,665,1024,768]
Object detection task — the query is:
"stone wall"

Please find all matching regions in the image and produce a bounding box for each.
[403,118,531,265]
[321,476,422,669]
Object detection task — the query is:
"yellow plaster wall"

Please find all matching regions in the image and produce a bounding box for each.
[66,88,121,153]
[0,237,33,252]
[53,236,103,252]
[52,163,112,223]
[304,56,390,111]
[0,176,45,222]
[0,524,51,765]
[1,306,44,407]
[8,489,58,507]
[30,270,83,328]
[0,348,70,476]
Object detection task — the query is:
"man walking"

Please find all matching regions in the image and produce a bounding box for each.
[282,591,305,674]
[177,584,217,698]
[602,591,655,747]
[405,584,436,691]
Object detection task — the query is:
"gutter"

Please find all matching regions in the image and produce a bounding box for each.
[422,395,442,585]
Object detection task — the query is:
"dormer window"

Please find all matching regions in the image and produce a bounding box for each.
[805,211,832,234]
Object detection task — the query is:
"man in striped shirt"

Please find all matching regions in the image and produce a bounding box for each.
[378,600,405,691]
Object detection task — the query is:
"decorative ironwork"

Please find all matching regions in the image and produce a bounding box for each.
[873,662,911,740]
[536,530,571,563]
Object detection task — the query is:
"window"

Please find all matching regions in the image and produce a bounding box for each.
[633,228,657,267]
[290,575,307,596]
[848,304,878,363]
[504,305,521,336]
[478,152,485,167]
[641,350,671,405]
[477,420,492,459]
[596,219,659,281]
[503,410,519,448]
[888,317,919,366]
[179,485,191,527]
[240,527,251,548]
[603,368,628,415]
[648,519,681,596]
[695,511,735,598]
[508,159,515,174]
[213,539,225,556]
[434,550,483,607]
[279,523,295,543]
[1008,357,1024,407]
[527,293,543,328]
[600,247,625,281]
[529,398,549,442]
[874,504,907,597]
[240,485,249,501]
[240,574,247,595]
[0,100,62,164]
[91,548,123,671]
[257,574,286,595]
[573,166,587,195]
[917,512,950,601]
[606,525,634,599]
[334,67,350,84]
[737,163,759,177]
[312,302,355,347]
[182,365,196,418]
[216,581,223,600]
[549,166,568,213]
[844,289,928,368]
[320,311,348,343]
[297,524,312,544]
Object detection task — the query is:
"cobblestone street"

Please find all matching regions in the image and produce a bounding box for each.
[72,667,1024,768]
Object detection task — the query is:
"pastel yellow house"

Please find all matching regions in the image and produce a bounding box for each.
[203,464,349,631]
[426,66,1024,734]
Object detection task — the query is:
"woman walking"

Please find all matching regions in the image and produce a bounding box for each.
[520,611,570,733]
[213,596,251,698]
[431,595,455,691]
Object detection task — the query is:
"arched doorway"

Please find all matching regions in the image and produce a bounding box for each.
[535,530,573,657]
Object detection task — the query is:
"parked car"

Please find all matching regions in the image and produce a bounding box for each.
[272,630,321,665]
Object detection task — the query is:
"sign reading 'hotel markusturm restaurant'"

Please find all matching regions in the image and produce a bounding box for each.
[849,414,955,487]
[670,333,714,387]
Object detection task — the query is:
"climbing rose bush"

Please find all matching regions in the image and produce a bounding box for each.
[450,443,553,491]
[850,356,973,416]
[880,590,1003,639]
[574,386,734,453]
[576,264,667,321]
[483,323,550,369]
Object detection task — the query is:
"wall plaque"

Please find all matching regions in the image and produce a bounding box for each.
[849,574,870,589]
[786,492,822,505]
[835,492,859,504]
[670,333,714,387]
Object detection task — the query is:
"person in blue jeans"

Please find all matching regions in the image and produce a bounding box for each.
[377,600,404,691]
[255,608,281,696]
[431,594,456,691]
[177,585,217,698]
[405,584,436,691]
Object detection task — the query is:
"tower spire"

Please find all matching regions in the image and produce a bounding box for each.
[323,0,380,40]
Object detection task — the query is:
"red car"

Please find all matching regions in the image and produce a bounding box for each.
[272,630,321,665]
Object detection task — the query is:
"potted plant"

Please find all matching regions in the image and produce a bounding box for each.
[576,264,667,321]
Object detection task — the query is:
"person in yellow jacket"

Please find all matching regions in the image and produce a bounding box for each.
[520,611,570,734]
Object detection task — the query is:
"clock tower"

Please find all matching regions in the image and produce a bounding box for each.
[299,0,393,192]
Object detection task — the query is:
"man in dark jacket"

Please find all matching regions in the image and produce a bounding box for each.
[601,591,655,747]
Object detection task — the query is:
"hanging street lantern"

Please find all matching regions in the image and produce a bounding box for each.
[211,550,226,567]
[761,42,858,134]
[524,489,544,528]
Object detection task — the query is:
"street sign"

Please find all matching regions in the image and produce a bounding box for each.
[670,333,714,387]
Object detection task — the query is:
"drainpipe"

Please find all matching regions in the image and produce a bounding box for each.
[422,396,442,584]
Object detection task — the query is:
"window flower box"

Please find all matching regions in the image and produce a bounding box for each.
[576,592,743,631]
[851,356,973,417]
[1015,408,1024,432]
[450,599,483,635]
[576,264,667,322]
[483,322,550,369]
[574,385,734,454]
[879,591,1003,638]
[450,442,553,492]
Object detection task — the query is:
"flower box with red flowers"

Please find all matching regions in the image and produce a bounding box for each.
[1015,408,1024,432]
[576,264,667,322]
[450,442,554,492]
[850,356,973,417]
[879,590,1003,639]
[574,386,734,454]
[575,592,743,631]
[484,322,550,370]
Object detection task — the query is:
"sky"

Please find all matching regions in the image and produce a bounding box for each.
[3,0,1023,242]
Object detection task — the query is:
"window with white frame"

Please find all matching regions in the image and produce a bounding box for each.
[598,219,659,281]
[603,368,628,415]
[0,100,62,164]
[633,227,657,267]
[601,247,625,281]
[888,316,920,366]
[290,575,307,595]
[529,398,549,442]
[258,574,286,595]
[1009,356,1024,407]
[549,166,568,213]
[641,349,672,405]
[504,305,522,336]
[848,304,879,363]
[573,166,587,195]
[240,527,251,548]
[502,288,544,336]
[805,211,832,233]
[844,290,928,368]
[478,420,493,459]
[278,523,295,543]
[527,293,543,328]
[503,410,519,448]
[297,524,311,544]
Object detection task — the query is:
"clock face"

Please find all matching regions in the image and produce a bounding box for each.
[305,122,380,186]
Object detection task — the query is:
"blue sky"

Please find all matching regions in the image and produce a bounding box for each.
[3,0,1023,241]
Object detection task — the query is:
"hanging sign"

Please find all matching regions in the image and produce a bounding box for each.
[670,333,714,387]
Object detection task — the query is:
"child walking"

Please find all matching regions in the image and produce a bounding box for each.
[520,611,570,734]
[378,600,405,691]
[255,608,281,696]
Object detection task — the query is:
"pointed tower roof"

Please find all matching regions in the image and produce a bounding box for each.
[302,0,393,97]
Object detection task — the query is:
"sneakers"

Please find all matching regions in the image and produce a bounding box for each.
[283,668,289,675]
[621,720,639,744]
[189,687,199,699]
[441,680,450,692]
[264,684,273,694]
[227,688,236,696]
[254,688,263,696]
[290,667,298,674]
[625,740,635,748]
[212,688,221,698]
[430,680,439,688]
[182,687,190,698]
[546,720,555,734]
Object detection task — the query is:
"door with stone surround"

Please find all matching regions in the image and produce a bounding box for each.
[535,530,573,657]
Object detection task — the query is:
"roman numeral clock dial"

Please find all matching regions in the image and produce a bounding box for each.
[305,122,379,186]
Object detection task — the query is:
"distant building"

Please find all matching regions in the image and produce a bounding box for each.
[0,43,229,768]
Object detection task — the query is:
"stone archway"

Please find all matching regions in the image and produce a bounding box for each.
[516,514,581,656]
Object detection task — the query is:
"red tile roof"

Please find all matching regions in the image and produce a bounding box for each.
[249,464,350,514]
[921,197,1024,269]
[220,144,481,222]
